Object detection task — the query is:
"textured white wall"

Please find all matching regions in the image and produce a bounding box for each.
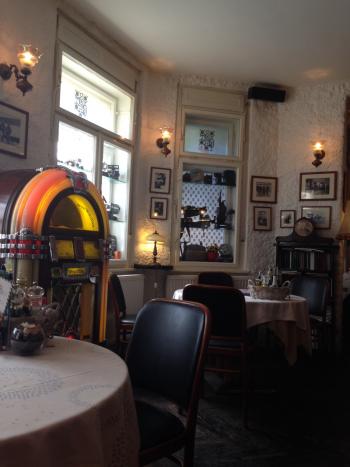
[132,71,250,266]
[1,2,349,275]
[276,82,350,238]
[0,0,57,169]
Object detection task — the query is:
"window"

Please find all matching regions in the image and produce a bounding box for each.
[54,17,138,264]
[174,86,246,269]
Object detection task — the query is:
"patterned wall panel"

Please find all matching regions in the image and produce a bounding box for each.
[182,182,234,247]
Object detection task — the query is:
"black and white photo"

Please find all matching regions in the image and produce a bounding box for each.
[301,206,331,229]
[253,206,272,231]
[150,167,171,194]
[280,209,296,228]
[250,176,277,203]
[0,101,29,159]
[150,197,168,220]
[300,172,337,200]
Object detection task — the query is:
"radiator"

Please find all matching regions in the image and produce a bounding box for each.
[165,274,251,298]
[118,274,144,315]
[165,275,198,298]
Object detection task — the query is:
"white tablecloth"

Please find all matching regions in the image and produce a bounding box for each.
[245,294,311,365]
[0,337,139,467]
[173,289,311,365]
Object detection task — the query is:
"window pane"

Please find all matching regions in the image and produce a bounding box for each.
[102,142,131,261]
[60,52,134,139]
[57,121,96,182]
[184,114,240,158]
[180,163,237,263]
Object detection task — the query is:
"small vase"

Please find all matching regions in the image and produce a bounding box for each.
[207,251,218,262]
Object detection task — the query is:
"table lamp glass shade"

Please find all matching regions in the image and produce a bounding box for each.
[146,230,165,263]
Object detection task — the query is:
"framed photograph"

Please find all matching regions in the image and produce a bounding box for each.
[150,197,168,220]
[299,171,337,201]
[150,167,171,194]
[301,206,331,229]
[0,101,29,159]
[250,176,277,203]
[253,206,272,231]
[280,209,296,228]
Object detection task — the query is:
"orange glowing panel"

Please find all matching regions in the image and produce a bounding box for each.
[12,169,69,234]
[49,195,99,232]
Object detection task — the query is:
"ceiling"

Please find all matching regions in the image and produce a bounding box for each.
[71,0,350,87]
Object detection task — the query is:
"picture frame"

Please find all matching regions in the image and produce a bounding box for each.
[301,206,331,229]
[150,197,168,220]
[280,209,296,228]
[0,101,29,159]
[253,206,272,231]
[250,176,277,203]
[150,167,171,194]
[299,171,337,201]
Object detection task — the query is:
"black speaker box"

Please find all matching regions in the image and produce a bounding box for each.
[248,86,286,102]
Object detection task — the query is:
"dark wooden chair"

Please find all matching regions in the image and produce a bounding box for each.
[109,273,136,352]
[125,298,211,467]
[198,271,234,287]
[182,284,248,418]
[290,275,331,352]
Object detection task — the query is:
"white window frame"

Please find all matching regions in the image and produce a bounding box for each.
[172,86,247,271]
[52,41,137,266]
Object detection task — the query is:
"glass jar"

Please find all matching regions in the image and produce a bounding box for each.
[26,282,45,314]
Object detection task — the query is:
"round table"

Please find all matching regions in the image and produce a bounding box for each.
[173,289,311,365]
[0,337,139,467]
[245,294,311,365]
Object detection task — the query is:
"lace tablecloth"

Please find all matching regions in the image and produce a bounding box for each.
[173,289,311,365]
[0,337,139,467]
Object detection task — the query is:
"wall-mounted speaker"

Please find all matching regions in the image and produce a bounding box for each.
[248,86,286,103]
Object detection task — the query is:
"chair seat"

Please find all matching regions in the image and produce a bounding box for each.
[135,399,184,451]
[121,314,137,326]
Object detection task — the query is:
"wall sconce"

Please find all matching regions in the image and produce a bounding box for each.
[0,44,42,96]
[312,141,325,167]
[146,230,165,264]
[156,127,173,157]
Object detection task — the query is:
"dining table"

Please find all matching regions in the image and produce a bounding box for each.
[173,288,312,365]
[0,336,139,467]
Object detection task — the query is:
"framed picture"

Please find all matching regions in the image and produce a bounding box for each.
[301,206,331,229]
[299,171,337,201]
[250,176,277,203]
[150,197,168,220]
[150,167,171,194]
[0,101,29,159]
[253,206,272,231]
[280,209,296,228]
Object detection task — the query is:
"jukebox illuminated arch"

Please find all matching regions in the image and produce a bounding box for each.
[7,167,110,343]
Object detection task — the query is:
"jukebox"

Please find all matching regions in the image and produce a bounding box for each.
[0,167,110,344]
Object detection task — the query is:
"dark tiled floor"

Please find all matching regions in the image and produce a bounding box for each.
[151,351,350,467]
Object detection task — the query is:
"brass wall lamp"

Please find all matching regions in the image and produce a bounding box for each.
[312,141,325,167]
[156,127,173,157]
[0,44,42,96]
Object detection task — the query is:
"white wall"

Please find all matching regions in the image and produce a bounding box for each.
[1,1,348,276]
[0,0,58,169]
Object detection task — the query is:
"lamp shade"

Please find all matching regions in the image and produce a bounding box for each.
[337,200,350,239]
[146,230,165,244]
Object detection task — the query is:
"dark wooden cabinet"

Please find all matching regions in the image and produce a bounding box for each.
[275,231,338,347]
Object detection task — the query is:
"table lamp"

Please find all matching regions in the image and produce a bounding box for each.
[146,230,165,264]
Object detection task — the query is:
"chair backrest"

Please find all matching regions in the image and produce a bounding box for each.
[109,273,126,318]
[290,275,329,318]
[107,275,121,348]
[198,271,234,287]
[182,284,246,339]
[126,299,211,410]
